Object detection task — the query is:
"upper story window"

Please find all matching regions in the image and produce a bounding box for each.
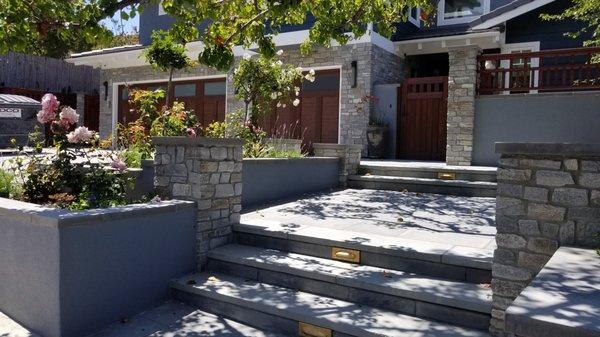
[437,0,490,25]
[408,7,421,27]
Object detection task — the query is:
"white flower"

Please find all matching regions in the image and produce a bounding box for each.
[277,92,282,97]
[59,106,79,125]
[282,103,286,108]
[275,60,283,66]
[293,98,300,106]
[295,90,300,96]
[309,69,315,76]
[243,53,251,60]
[273,1,280,5]
[66,126,94,143]
[270,92,278,100]
[277,102,282,107]
[276,49,284,56]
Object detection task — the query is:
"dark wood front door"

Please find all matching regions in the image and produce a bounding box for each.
[397,76,448,161]
[260,69,340,151]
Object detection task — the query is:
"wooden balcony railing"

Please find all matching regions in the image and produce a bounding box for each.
[477,47,600,95]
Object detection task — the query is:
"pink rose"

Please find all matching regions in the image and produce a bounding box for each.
[66,126,94,143]
[186,127,197,138]
[36,109,55,124]
[110,158,127,172]
[59,106,79,126]
[41,93,59,114]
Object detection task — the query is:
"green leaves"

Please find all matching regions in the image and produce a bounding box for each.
[541,0,600,48]
[144,30,191,72]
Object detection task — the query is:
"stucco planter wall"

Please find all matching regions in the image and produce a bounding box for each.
[0,198,196,337]
[242,157,339,207]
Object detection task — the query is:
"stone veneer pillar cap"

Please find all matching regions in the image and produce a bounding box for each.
[152,136,244,146]
[495,142,600,157]
[313,143,349,149]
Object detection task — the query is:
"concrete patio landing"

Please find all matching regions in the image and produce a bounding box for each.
[241,189,496,250]
[238,189,497,271]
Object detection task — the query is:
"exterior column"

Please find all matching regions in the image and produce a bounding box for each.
[491,143,600,336]
[446,46,479,166]
[153,137,244,269]
[313,143,362,188]
[76,93,85,126]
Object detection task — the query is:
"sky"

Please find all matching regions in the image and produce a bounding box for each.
[101,9,140,34]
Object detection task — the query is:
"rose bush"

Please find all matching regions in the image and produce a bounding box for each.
[7,94,134,210]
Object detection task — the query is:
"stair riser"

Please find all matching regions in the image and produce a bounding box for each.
[172,288,300,336]
[363,168,497,182]
[205,259,491,330]
[348,180,497,197]
[234,232,491,284]
[173,287,375,337]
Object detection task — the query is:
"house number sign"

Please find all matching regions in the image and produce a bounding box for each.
[0,108,22,118]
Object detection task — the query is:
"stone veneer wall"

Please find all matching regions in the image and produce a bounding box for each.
[153,137,244,269]
[446,46,479,166]
[491,143,600,337]
[99,42,404,153]
[313,143,362,187]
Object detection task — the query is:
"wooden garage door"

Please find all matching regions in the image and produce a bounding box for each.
[261,69,340,150]
[117,78,226,127]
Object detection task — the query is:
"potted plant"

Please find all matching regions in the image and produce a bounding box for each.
[358,95,388,159]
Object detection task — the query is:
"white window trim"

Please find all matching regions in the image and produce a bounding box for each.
[408,7,421,27]
[437,0,490,26]
[500,41,541,94]
[158,1,166,15]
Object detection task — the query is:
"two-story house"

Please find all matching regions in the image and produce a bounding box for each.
[68,0,600,166]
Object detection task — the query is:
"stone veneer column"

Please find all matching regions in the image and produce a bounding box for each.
[446,46,479,166]
[153,137,244,269]
[76,93,85,126]
[313,143,362,188]
[491,143,600,337]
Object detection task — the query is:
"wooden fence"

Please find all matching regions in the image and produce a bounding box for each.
[0,52,100,94]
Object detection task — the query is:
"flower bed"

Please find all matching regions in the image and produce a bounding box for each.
[0,198,196,337]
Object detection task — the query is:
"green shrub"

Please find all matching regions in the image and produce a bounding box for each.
[0,168,14,198]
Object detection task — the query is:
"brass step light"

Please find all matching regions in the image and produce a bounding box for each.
[299,322,332,337]
[437,172,457,180]
[331,247,361,263]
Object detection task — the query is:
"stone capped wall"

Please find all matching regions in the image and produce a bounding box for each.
[313,143,362,187]
[153,137,244,268]
[491,143,600,336]
[447,46,479,166]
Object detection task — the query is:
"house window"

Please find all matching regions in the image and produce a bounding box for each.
[437,0,489,25]
[408,7,421,26]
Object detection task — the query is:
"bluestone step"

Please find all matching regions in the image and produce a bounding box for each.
[348,175,497,197]
[234,222,493,283]
[206,244,492,329]
[172,272,491,337]
[88,300,289,337]
[359,162,497,182]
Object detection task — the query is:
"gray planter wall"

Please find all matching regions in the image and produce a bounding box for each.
[137,156,340,208]
[0,198,196,337]
[242,157,339,207]
[473,92,600,166]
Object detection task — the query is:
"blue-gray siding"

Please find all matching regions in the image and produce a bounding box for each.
[505,0,589,50]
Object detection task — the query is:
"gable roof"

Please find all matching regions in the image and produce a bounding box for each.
[470,0,556,29]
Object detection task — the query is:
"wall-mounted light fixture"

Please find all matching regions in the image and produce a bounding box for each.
[351,61,358,88]
[103,81,109,101]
